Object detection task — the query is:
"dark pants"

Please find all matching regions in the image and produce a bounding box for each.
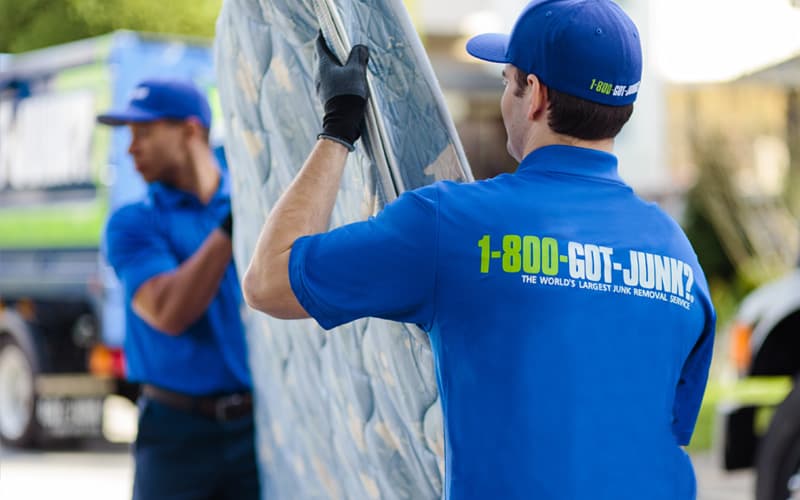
[132,396,261,500]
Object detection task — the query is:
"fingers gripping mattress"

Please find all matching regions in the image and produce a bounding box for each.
[214,1,471,498]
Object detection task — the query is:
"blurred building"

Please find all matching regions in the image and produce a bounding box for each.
[667,53,800,280]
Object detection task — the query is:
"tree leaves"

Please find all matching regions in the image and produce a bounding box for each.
[0,0,222,53]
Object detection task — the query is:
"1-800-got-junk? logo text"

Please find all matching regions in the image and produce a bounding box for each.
[478,234,696,311]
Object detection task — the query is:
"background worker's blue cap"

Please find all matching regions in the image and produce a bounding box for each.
[466,0,642,106]
[97,78,212,128]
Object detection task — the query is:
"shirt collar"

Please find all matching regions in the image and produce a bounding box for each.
[149,169,231,209]
[516,145,623,184]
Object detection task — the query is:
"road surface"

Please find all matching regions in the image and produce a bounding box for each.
[0,395,754,500]
[0,440,133,500]
[0,445,753,500]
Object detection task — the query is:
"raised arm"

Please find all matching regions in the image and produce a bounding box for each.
[243,35,370,318]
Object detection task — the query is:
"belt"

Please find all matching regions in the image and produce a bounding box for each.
[141,384,253,421]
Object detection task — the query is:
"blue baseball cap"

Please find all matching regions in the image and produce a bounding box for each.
[466,0,642,106]
[97,78,212,128]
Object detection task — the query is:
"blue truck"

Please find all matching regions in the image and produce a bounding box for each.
[0,32,220,446]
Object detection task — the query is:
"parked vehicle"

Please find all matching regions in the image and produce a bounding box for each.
[0,32,219,447]
[717,267,800,500]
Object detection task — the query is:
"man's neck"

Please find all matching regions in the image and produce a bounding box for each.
[522,130,614,159]
[172,149,221,204]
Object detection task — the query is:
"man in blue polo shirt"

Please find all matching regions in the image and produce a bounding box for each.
[244,1,715,498]
[98,79,259,500]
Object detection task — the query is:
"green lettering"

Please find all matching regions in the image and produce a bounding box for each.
[522,236,541,274]
[502,235,522,273]
[478,234,491,273]
[542,237,560,275]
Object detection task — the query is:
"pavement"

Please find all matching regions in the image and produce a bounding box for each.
[0,440,133,500]
[693,452,754,500]
[0,395,755,500]
[0,446,753,500]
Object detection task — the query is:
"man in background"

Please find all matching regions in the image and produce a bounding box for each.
[98,79,259,500]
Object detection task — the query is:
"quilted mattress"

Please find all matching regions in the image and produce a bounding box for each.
[215,0,472,498]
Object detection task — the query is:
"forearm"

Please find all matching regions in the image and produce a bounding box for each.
[243,139,349,316]
[270,139,349,239]
[134,229,232,334]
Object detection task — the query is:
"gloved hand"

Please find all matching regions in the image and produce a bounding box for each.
[219,211,233,238]
[315,32,370,151]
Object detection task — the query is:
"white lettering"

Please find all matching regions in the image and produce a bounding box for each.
[613,285,632,295]
[531,239,695,309]
[579,281,611,292]
[637,252,655,289]
[670,258,684,297]
[584,244,603,282]
[568,241,585,279]
[540,277,575,288]
[599,246,614,283]
[654,254,671,292]
[633,288,668,301]
[684,266,695,300]
[130,86,150,101]
[623,250,639,286]
[670,294,691,310]
[624,82,640,96]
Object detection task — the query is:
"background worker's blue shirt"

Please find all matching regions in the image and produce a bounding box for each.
[289,145,716,500]
[105,173,252,395]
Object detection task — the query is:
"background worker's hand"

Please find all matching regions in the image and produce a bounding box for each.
[219,211,233,238]
[315,32,370,151]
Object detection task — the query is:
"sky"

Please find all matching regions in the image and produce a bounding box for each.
[424,0,800,83]
[651,0,800,82]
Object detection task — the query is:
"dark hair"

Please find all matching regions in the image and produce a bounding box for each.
[514,69,633,140]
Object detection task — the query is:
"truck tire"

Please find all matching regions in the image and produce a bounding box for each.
[756,379,800,500]
[0,336,39,447]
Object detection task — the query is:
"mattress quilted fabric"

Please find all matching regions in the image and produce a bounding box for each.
[214,0,471,498]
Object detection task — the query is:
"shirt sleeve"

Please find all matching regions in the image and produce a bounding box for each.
[104,204,179,297]
[672,291,716,446]
[289,185,440,331]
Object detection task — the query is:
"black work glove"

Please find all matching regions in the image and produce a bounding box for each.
[315,32,370,151]
[219,211,233,238]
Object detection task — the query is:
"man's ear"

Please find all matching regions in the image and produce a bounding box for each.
[184,118,206,144]
[527,74,549,122]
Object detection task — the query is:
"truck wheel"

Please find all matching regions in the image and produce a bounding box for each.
[756,379,800,500]
[0,337,39,447]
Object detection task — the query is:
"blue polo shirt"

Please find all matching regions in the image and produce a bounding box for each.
[289,145,715,500]
[105,172,251,395]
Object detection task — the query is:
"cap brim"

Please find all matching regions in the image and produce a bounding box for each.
[96,106,161,126]
[466,33,511,63]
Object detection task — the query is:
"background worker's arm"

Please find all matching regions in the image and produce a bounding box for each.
[133,222,233,335]
[243,35,370,318]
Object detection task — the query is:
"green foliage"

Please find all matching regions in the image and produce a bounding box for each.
[0,0,222,53]
[683,190,736,283]
[683,178,746,329]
